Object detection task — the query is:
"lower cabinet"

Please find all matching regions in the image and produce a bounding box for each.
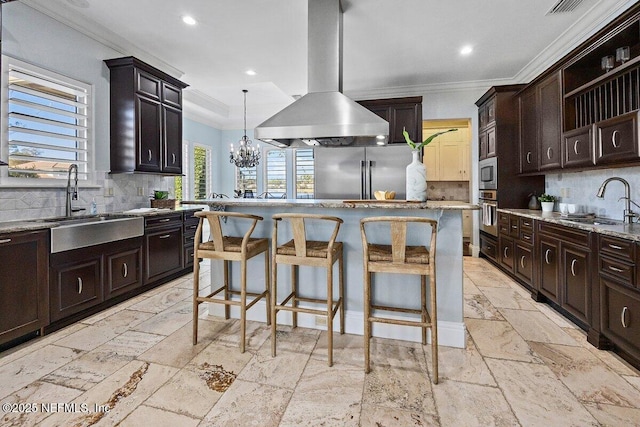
[105,246,142,299]
[480,232,498,262]
[0,230,49,346]
[144,213,184,283]
[561,245,591,323]
[600,278,640,360]
[50,256,103,322]
[538,237,560,302]
[514,242,534,285]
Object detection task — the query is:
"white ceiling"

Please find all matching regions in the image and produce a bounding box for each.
[19,0,638,129]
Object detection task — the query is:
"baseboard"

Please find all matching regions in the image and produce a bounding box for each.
[206,300,466,349]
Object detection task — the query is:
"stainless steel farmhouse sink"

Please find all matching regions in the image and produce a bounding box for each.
[45,215,144,253]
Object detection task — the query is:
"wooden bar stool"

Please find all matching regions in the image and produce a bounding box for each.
[360,216,439,383]
[192,211,270,353]
[271,213,344,366]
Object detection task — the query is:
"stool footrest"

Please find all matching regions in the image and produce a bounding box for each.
[274,292,342,317]
[368,315,432,328]
[371,303,424,316]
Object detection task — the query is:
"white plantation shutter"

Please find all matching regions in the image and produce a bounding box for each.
[295,149,314,199]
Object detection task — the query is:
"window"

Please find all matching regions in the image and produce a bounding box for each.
[3,56,92,183]
[175,142,211,200]
[236,166,257,196]
[265,149,286,198]
[295,149,314,198]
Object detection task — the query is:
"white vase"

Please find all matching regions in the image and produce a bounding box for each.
[406,150,427,201]
[541,201,555,212]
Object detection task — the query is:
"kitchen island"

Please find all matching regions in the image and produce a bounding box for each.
[181,199,478,348]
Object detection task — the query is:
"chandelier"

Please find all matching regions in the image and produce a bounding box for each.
[229,89,260,168]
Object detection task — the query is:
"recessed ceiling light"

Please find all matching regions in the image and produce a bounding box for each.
[182,15,197,26]
[245,70,257,76]
[460,45,473,55]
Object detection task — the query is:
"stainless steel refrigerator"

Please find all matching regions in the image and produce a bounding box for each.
[314,145,414,199]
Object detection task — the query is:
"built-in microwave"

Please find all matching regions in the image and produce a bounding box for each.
[479,157,497,190]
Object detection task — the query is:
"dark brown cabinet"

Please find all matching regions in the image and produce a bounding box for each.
[519,89,538,173]
[561,245,590,323]
[563,125,594,168]
[497,213,536,290]
[0,230,49,345]
[538,237,560,302]
[106,57,188,175]
[183,210,200,269]
[480,233,498,262]
[105,245,142,299]
[595,111,640,165]
[357,96,422,144]
[144,213,184,283]
[50,253,103,322]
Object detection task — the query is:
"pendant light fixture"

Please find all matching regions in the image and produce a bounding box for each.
[229,89,260,168]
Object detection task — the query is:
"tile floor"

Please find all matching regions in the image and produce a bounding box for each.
[1,257,640,426]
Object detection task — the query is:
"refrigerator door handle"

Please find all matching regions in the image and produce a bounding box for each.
[360,160,366,199]
[368,160,373,199]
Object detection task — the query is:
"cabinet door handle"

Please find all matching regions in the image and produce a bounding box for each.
[159,234,171,239]
[520,255,526,269]
[122,263,128,278]
[0,238,11,244]
[608,244,623,250]
[621,306,629,328]
[526,151,532,164]
[570,259,577,276]
[612,130,620,148]
[608,265,624,273]
[503,246,509,258]
[172,153,176,164]
[77,277,83,294]
[148,149,153,162]
[545,249,551,264]
[573,140,580,154]
[159,218,171,223]
[546,147,553,160]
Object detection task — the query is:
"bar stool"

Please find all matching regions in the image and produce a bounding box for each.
[192,211,270,353]
[271,213,344,366]
[360,216,439,383]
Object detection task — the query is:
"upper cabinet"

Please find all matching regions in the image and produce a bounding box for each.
[105,57,188,175]
[357,96,422,144]
[476,85,524,161]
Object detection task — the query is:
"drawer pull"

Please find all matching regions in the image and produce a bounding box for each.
[504,246,509,258]
[523,221,531,226]
[520,255,526,269]
[612,130,620,148]
[608,265,624,273]
[621,306,629,328]
[148,149,153,162]
[608,244,623,250]
[526,151,532,164]
[523,235,531,241]
[0,238,11,244]
[570,259,577,276]
[189,225,197,230]
[546,147,553,160]
[511,225,518,229]
[545,249,551,264]
[159,234,171,239]
[122,263,128,278]
[77,277,83,294]
[159,218,171,223]
[573,140,580,154]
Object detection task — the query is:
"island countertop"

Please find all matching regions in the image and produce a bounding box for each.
[181,198,478,210]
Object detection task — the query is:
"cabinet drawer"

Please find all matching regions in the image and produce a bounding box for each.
[106,248,142,299]
[563,125,594,168]
[519,217,534,231]
[184,244,195,268]
[601,279,640,355]
[596,111,640,165]
[480,233,497,261]
[599,235,635,262]
[145,214,183,229]
[145,227,183,283]
[51,258,103,322]
[600,256,635,285]
[135,70,161,100]
[538,221,590,247]
[520,229,534,244]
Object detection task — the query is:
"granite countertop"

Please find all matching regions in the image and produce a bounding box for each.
[499,208,640,242]
[0,206,203,235]
[181,198,479,210]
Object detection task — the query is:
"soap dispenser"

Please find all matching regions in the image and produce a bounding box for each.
[90,198,97,215]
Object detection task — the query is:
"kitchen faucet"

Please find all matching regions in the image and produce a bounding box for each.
[65,164,85,217]
[596,177,640,223]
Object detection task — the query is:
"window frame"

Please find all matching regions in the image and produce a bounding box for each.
[1,55,95,187]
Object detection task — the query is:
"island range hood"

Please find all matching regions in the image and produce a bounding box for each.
[254,0,389,147]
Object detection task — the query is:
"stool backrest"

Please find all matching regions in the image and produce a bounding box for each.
[360,216,438,264]
[272,213,343,257]
[194,211,263,252]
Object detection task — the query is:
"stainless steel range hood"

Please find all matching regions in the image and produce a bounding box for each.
[254,0,389,147]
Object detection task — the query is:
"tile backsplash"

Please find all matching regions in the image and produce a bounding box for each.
[428,181,470,202]
[545,165,640,220]
[0,172,173,222]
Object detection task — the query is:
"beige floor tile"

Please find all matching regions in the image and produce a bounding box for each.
[87,308,155,333]
[466,318,542,363]
[127,286,193,313]
[201,379,292,427]
[535,302,579,329]
[0,380,84,427]
[463,257,493,272]
[486,358,599,426]
[429,335,496,386]
[464,293,505,320]
[119,405,199,427]
[80,295,149,325]
[530,342,640,407]
[279,359,363,426]
[131,300,193,336]
[463,275,482,295]
[359,404,440,427]
[499,308,579,346]
[310,331,364,367]
[432,380,518,427]
[479,286,538,310]
[583,402,640,427]
[205,316,271,352]
[0,344,83,400]
[625,375,640,392]
[52,324,122,352]
[465,269,515,288]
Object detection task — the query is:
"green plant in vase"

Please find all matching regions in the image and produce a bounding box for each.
[538,193,556,212]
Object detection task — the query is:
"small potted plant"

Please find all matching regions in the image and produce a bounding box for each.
[538,193,556,213]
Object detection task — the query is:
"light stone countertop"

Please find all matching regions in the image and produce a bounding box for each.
[499,208,640,242]
[181,198,479,210]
